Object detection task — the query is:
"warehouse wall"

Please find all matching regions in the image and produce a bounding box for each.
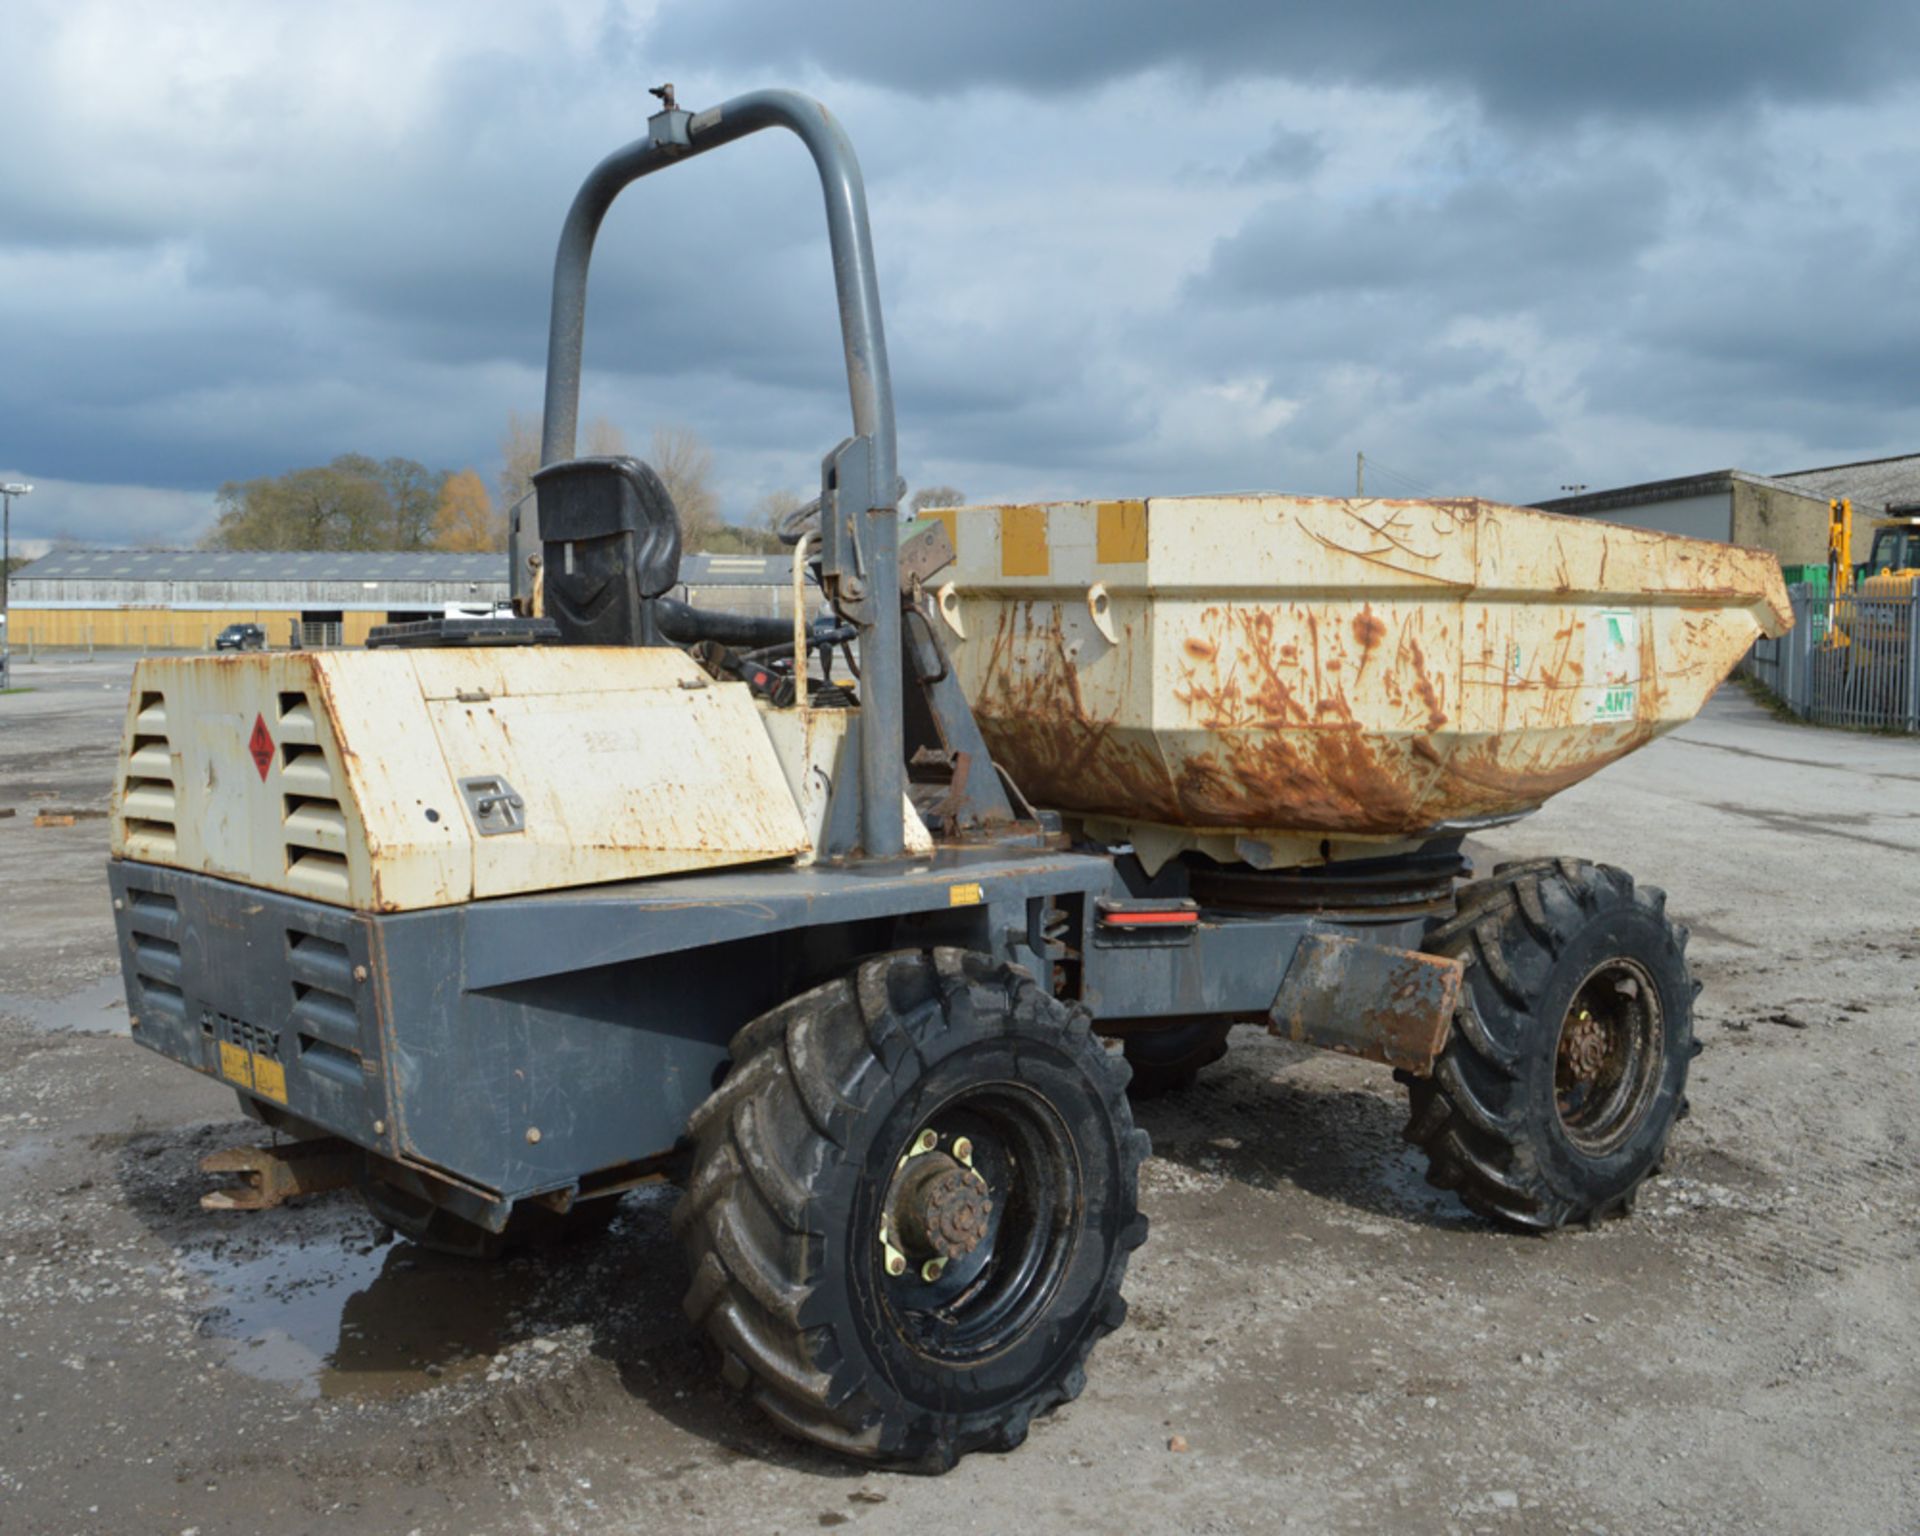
[9,578,508,607]
[8,608,387,649]
[1584,490,1731,542]
[1730,481,1829,565]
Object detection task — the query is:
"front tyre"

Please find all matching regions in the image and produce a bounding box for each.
[673,948,1149,1471]
[1405,858,1696,1232]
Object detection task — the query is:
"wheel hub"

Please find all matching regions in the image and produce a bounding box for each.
[1562,1007,1608,1083]
[1554,959,1665,1154]
[878,1130,994,1281]
[894,1155,993,1261]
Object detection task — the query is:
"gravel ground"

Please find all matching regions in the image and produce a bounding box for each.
[1,652,1916,1535]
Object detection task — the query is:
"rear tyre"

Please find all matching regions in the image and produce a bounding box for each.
[1404,858,1695,1232]
[1120,1020,1233,1098]
[359,1171,620,1259]
[673,948,1149,1471]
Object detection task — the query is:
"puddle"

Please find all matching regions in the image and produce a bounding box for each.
[0,974,129,1034]
[183,1231,542,1399]
[0,1130,57,1176]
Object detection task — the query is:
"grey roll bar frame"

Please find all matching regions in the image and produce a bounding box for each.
[519,87,904,858]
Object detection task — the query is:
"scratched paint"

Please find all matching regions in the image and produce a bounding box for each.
[942,494,1790,863]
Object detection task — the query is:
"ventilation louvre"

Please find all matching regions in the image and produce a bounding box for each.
[131,921,186,1021]
[121,691,178,859]
[278,695,350,897]
[287,927,365,1086]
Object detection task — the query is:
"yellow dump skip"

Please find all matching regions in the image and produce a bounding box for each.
[110,647,812,911]
[941,494,1791,869]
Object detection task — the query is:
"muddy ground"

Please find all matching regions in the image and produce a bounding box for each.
[1,652,1916,1535]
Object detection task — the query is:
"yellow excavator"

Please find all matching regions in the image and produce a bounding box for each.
[1828,497,1920,594]
[1823,497,1920,655]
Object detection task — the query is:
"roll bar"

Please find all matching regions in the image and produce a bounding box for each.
[519,87,904,858]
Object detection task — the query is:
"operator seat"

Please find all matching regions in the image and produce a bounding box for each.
[532,455,684,647]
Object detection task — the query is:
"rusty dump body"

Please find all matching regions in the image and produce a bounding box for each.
[935,494,1791,869]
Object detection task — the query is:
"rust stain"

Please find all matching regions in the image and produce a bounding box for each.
[1406,638,1448,732]
[1269,932,1463,1074]
[962,492,1789,843]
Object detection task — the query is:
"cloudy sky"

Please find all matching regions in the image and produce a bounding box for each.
[3,0,1918,549]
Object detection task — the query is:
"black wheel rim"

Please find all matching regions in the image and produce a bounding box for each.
[870,1084,1080,1364]
[1554,957,1665,1154]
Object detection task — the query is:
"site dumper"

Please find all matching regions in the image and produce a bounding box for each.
[106,89,1792,1470]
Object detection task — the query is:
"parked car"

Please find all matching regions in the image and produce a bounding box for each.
[213,623,266,652]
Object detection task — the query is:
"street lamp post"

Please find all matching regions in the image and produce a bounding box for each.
[1,482,31,667]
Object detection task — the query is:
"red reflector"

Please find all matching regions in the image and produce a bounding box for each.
[1100,909,1200,927]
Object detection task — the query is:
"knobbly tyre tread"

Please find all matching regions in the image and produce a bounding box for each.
[672,948,1150,1470]
[1406,858,1695,1233]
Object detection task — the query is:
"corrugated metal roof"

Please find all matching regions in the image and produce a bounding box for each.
[16,547,804,589]
[1533,469,1824,517]
[1536,453,1920,519]
[680,553,804,586]
[1770,453,1920,509]
[16,548,510,582]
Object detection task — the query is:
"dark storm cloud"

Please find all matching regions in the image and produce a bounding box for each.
[1234,128,1326,183]
[1203,160,1670,309]
[651,0,1917,118]
[3,3,1919,549]
[0,10,864,527]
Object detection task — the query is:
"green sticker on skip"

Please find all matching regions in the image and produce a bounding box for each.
[1590,609,1638,722]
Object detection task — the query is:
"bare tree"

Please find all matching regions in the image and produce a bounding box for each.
[910,484,965,517]
[585,418,627,456]
[754,488,805,538]
[499,412,633,533]
[379,456,446,549]
[498,411,541,528]
[650,424,720,546]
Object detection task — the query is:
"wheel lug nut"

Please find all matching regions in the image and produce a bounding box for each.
[913,1129,938,1155]
[886,1252,907,1277]
[952,1136,972,1164]
[921,1258,946,1282]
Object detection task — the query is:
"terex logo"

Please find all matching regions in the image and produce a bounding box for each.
[248,713,274,781]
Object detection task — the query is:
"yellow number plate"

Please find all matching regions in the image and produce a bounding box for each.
[251,1054,289,1104]
[217,1041,288,1104]
[217,1041,252,1089]
[948,881,985,907]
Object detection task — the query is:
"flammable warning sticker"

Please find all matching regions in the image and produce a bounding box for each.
[1590,608,1639,722]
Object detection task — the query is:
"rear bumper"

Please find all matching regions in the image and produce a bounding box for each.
[107,858,756,1221]
[110,859,393,1153]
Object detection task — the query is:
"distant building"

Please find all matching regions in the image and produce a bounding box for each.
[7,549,512,649]
[1533,453,1920,567]
[5,548,803,649]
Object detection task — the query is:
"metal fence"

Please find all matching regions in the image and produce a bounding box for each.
[1745,585,1920,731]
